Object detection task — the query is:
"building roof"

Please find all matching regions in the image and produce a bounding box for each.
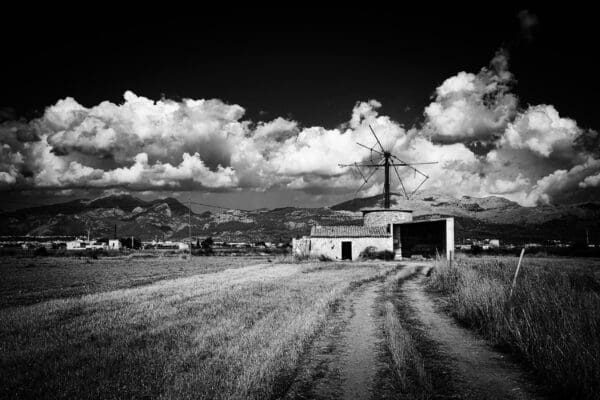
[361,207,413,213]
[310,225,390,238]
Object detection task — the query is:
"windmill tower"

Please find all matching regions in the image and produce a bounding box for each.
[339,125,437,208]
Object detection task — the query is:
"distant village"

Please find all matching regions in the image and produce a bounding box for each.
[0,235,291,255]
[1,234,598,258]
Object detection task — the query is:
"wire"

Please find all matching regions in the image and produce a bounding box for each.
[188,200,249,212]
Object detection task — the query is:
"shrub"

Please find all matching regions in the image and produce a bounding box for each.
[33,247,48,257]
[359,246,395,260]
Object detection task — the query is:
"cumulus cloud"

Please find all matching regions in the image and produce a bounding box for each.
[424,49,517,145]
[1,50,599,207]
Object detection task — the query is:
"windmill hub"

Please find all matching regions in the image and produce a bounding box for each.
[338,125,437,208]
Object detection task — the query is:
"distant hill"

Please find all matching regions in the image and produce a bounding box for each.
[1,192,599,244]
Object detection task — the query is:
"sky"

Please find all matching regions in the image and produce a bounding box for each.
[1,6,599,212]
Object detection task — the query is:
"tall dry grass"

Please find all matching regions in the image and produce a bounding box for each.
[383,302,430,395]
[381,267,431,398]
[428,256,600,399]
[0,261,396,399]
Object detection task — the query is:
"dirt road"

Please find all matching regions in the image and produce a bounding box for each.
[282,264,544,400]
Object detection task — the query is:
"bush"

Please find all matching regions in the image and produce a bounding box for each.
[293,253,310,262]
[359,246,395,260]
[33,247,48,257]
[318,254,333,262]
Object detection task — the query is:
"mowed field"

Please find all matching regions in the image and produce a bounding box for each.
[0,256,266,309]
[0,256,398,399]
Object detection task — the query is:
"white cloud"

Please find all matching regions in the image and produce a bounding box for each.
[1,50,599,206]
[424,49,517,143]
[580,172,600,188]
[501,105,580,157]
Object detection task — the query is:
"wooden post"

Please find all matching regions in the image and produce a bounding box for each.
[510,248,525,298]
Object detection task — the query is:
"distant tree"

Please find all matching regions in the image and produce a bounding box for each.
[201,237,214,255]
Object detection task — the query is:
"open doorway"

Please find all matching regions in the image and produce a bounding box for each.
[341,241,352,260]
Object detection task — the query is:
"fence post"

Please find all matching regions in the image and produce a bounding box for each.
[510,248,525,299]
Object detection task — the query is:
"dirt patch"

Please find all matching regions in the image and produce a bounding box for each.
[400,274,545,400]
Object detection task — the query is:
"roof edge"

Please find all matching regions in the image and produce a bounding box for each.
[361,207,413,213]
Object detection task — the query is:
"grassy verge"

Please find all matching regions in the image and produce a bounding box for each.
[0,261,395,399]
[383,302,430,394]
[427,256,600,399]
[381,267,431,399]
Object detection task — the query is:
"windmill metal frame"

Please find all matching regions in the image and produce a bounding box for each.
[339,125,437,208]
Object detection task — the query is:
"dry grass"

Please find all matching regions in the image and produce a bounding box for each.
[0,260,396,399]
[381,267,431,398]
[428,256,600,399]
[383,302,430,394]
[0,256,264,308]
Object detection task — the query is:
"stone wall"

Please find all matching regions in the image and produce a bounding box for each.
[363,210,413,227]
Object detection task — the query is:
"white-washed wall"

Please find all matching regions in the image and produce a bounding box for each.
[309,236,393,260]
[292,237,311,257]
[446,218,455,260]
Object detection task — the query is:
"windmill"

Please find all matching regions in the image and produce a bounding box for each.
[339,125,437,208]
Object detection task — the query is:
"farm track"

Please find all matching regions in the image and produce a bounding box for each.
[395,270,546,400]
[282,267,413,400]
[283,264,546,400]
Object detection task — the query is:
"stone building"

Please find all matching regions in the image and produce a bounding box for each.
[293,208,454,261]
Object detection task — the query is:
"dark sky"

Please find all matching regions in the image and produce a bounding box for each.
[1,5,598,131]
[1,5,599,212]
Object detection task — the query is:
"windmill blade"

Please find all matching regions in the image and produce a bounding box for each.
[356,141,384,155]
[368,125,386,152]
[354,163,368,183]
[392,164,409,200]
[409,175,429,199]
[390,162,438,166]
[353,160,383,198]
[390,154,431,178]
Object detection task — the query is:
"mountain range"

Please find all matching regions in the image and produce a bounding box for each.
[1,192,599,244]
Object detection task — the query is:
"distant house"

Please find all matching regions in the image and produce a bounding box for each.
[66,240,87,250]
[149,240,190,250]
[108,239,122,250]
[489,239,500,248]
[66,240,106,250]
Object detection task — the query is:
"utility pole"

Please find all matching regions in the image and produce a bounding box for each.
[384,155,390,208]
[586,228,590,246]
[188,196,192,258]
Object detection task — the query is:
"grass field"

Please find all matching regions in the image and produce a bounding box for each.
[0,258,398,399]
[428,255,600,399]
[0,256,267,309]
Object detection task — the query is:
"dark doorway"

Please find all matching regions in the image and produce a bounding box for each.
[341,241,352,260]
